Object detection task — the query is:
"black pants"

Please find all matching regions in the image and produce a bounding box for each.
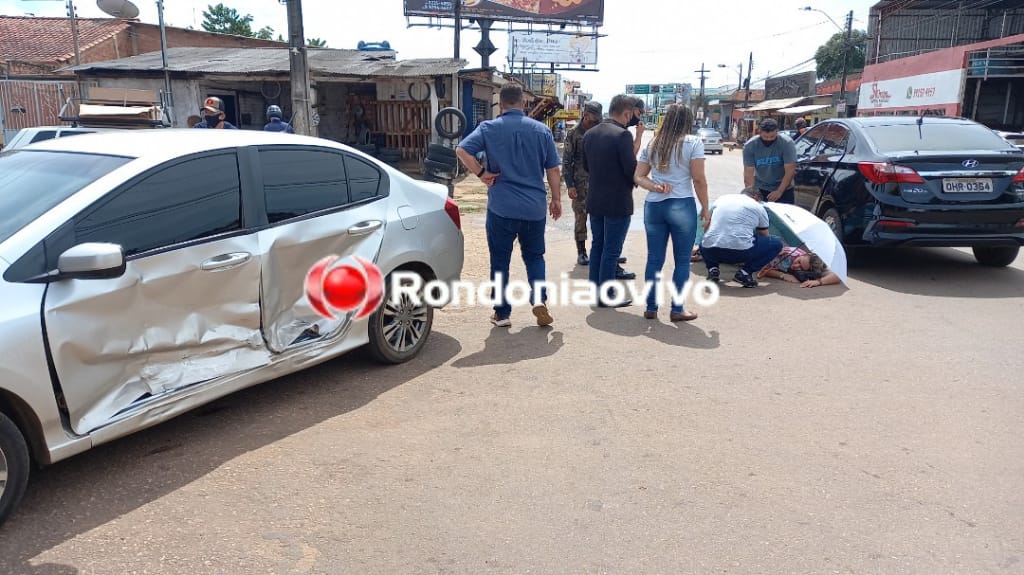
[760,188,795,204]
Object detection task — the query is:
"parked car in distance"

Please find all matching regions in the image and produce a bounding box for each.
[995,130,1024,150]
[792,115,1024,267]
[697,128,723,154]
[2,125,99,150]
[0,129,464,525]
[781,129,801,140]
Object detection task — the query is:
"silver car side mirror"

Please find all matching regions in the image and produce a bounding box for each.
[57,243,126,280]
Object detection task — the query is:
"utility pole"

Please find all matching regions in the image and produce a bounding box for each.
[839,10,854,117]
[453,0,461,59]
[742,52,753,139]
[695,62,709,126]
[286,0,312,135]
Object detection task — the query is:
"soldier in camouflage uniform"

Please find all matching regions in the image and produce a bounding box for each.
[563,101,603,266]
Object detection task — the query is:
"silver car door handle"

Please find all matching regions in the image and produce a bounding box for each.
[201,252,252,271]
[347,220,383,235]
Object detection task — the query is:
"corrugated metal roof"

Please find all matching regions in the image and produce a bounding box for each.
[63,47,466,78]
[747,97,810,111]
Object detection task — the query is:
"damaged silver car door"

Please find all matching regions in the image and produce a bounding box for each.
[42,152,269,435]
[254,147,389,353]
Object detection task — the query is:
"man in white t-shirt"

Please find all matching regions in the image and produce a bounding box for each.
[699,188,783,287]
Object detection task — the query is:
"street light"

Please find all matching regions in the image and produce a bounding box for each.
[800,6,854,118]
[799,6,844,34]
[718,62,743,92]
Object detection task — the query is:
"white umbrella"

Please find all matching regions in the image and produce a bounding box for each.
[765,202,848,285]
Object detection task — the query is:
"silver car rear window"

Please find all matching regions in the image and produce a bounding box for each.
[0,150,131,244]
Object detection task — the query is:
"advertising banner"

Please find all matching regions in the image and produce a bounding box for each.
[858,68,965,111]
[509,32,597,65]
[405,0,604,25]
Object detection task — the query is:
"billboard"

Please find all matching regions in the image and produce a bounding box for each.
[405,0,604,26]
[509,32,597,66]
[765,71,817,99]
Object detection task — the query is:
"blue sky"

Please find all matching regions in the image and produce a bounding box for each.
[1,0,879,104]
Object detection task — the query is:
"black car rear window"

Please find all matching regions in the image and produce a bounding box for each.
[0,150,131,244]
[865,122,1014,153]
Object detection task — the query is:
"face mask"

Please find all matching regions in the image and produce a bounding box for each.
[759,137,777,147]
[627,113,641,127]
[205,114,221,126]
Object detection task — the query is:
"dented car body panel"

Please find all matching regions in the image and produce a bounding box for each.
[0,129,463,472]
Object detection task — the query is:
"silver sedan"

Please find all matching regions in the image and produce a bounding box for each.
[0,130,463,525]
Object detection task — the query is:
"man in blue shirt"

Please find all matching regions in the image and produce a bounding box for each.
[743,118,797,203]
[192,96,237,130]
[456,84,563,328]
[264,105,295,133]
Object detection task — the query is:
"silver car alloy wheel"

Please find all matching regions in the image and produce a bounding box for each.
[380,293,429,353]
[0,444,8,501]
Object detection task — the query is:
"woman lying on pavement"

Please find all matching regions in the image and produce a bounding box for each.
[757,245,841,288]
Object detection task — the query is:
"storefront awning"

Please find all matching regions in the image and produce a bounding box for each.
[747,97,808,112]
[777,104,831,115]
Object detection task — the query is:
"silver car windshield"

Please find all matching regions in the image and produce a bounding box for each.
[0,150,131,244]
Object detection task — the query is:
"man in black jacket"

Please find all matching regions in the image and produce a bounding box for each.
[582,94,645,307]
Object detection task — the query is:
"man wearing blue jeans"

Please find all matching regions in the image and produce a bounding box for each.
[456,85,563,327]
[582,94,645,307]
[699,188,783,288]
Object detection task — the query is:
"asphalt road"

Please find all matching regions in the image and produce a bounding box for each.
[2,149,1023,575]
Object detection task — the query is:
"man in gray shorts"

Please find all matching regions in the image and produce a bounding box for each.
[743,118,797,204]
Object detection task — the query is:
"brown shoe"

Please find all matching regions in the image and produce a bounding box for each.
[532,304,554,326]
[670,311,698,322]
[643,311,657,320]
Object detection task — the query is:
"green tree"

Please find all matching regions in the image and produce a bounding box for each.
[308,38,327,48]
[815,29,868,81]
[201,3,254,37]
[255,26,275,40]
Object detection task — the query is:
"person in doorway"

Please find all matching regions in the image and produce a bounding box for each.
[582,94,645,307]
[634,103,710,321]
[743,118,795,203]
[563,100,603,266]
[699,187,784,288]
[192,97,237,129]
[455,84,562,328]
[263,105,295,133]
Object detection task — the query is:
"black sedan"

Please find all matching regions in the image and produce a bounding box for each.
[792,116,1024,267]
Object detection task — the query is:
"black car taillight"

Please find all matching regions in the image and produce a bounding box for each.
[444,197,461,230]
[858,162,925,184]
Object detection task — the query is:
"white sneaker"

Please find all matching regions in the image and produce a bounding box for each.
[490,314,511,327]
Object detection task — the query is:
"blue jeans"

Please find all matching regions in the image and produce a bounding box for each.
[700,235,784,274]
[644,198,697,313]
[588,213,631,288]
[486,210,547,319]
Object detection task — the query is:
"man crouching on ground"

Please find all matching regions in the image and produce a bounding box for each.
[456,84,563,328]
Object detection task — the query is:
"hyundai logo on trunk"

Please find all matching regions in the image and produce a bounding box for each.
[962,159,979,168]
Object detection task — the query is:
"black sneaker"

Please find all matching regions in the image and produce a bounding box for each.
[733,269,758,288]
[577,253,589,266]
[707,266,721,283]
[617,256,627,264]
[615,265,636,280]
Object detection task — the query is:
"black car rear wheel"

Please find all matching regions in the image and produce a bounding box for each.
[972,246,1020,267]
[819,205,843,241]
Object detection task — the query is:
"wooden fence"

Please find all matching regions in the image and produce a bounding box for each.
[370,100,432,161]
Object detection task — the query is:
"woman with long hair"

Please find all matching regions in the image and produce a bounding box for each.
[634,104,710,321]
